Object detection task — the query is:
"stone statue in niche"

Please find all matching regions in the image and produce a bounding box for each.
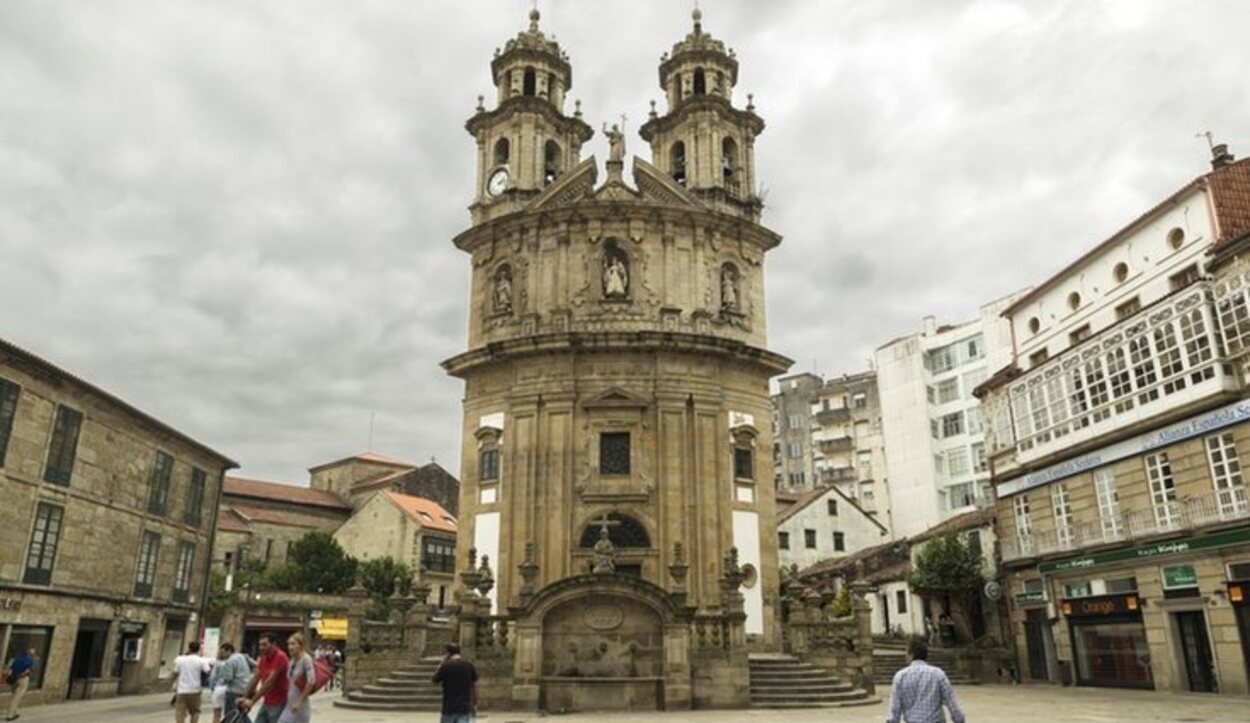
[591,525,616,574]
[493,265,513,313]
[602,244,630,299]
[721,264,739,311]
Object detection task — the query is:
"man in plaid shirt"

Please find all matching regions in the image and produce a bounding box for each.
[886,640,966,723]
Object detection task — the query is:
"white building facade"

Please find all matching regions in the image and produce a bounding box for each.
[810,371,891,529]
[776,486,888,571]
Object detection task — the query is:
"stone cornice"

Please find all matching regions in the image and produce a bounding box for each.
[465,96,593,140]
[639,95,764,141]
[441,330,792,378]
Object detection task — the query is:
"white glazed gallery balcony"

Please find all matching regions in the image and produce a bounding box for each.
[990,282,1238,469]
[1002,486,1250,562]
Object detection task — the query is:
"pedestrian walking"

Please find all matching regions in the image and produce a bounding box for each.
[3,647,37,721]
[213,643,250,721]
[886,640,965,723]
[277,633,314,723]
[431,643,478,723]
[239,633,289,723]
[170,641,212,723]
[209,646,230,723]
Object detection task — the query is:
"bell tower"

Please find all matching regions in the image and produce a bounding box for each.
[466,9,594,226]
[639,8,765,222]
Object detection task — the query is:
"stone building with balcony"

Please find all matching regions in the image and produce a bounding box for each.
[810,370,891,528]
[978,145,1250,695]
[771,372,822,491]
[0,337,235,706]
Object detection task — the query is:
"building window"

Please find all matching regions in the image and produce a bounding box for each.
[1144,452,1180,529]
[966,336,984,360]
[185,468,206,527]
[23,502,64,585]
[896,590,908,614]
[971,442,987,473]
[493,137,510,166]
[1063,581,1093,599]
[422,537,456,573]
[479,448,500,482]
[857,450,873,478]
[937,378,959,404]
[1170,264,1201,291]
[927,346,955,373]
[734,447,754,481]
[804,529,817,549]
[941,412,964,438]
[1051,483,1073,549]
[947,482,976,509]
[1128,336,1159,406]
[599,432,631,475]
[1106,576,1138,594]
[1094,468,1122,541]
[852,393,868,409]
[173,542,195,603]
[946,447,970,477]
[1179,309,1215,380]
[0,377,18,467]
[134,531,160,598]
[1205,433,1248,516]
[1217,288,1250,355]
[43,405,82,486]
[1069,325,1092,344]
[968,529,982,556]
[1115,296,1141,320]
[1013,495,1032,549]
[788,442,803,459]
[148,451,174,516]
[930,419,940,438]
[578,512,650,549]
[827,499,838,516]
[522,66,536,96]
[1028,348,1049,367]
[833,532,845,552]
[933,452,945,476]
[778,531,790,550]
[788,414,802,429]
[788,472,806,487]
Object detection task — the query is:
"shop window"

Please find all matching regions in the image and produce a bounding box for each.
[1105,577,1138,594]
[43,405,82,486]
[134,531,160,598]
[0,376,18,467]
[3,626,53,689]
[185,467,206,527]
[1227,562,1250,581]
[804,529,817,549]
[833,531,845,552]
[23,502,64,586]
[1063,581,1092,598]
[148,450,173,516]
[896,590,908,613]
[599,432,630,475]
[778,531,790,550]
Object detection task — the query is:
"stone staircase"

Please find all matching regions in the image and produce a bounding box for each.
[873,640,979,687]
[748,653,878,709]
[333,656,443,711]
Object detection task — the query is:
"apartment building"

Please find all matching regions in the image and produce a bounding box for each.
[809,371,891,526]
[772,372,822,490]
[979,145,1250,695]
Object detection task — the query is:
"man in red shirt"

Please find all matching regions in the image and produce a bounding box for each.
[238,633,289,723]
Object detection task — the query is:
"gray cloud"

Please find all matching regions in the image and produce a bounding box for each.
[1,0,1247,481]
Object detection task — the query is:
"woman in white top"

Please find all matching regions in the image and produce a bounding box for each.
[278,633,315,723]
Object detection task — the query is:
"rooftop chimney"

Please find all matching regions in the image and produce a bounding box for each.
[1211,143,1235,170]
[923,315,937,336]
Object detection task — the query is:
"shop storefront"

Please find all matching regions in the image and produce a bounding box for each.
[1230,573,1250,688]
[1063,593,1153,689]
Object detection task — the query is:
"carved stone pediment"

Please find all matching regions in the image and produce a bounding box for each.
[631,157,702,209]
[582,387,649,411]
[528,157,598,211]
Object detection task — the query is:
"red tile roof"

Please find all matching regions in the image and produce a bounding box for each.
[228,504,328,529]
[1210,157,1250,250]
[382,491,457,534]
[307,451,417,473]
[224,476,352,511]
[216,510,251,534]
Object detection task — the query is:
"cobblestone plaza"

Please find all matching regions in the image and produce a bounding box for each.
[15,685,1250,723]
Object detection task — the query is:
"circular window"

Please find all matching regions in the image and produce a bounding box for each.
[1067,292,1081,311]
[1028,317,1041,335]
[1168,227,1185,250]
[1113,262,1129,283]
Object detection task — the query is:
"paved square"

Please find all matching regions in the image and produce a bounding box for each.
[13,685,1249,723]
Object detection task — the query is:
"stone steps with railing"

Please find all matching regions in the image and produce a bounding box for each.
[748,654,878,708]
[333,657,444,711]
[871,641,980,686]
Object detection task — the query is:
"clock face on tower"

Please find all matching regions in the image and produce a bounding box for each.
[487,168,510,198]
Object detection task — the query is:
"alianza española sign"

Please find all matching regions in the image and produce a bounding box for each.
[1038,526,1250,575]
[999,399,1250,498]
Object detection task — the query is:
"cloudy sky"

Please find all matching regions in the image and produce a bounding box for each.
[1,1,1246,483]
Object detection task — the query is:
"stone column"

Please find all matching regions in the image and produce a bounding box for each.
[849,578,875,694]
[343,578,369,694]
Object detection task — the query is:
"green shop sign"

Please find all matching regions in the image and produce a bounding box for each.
[1039,526,1250,575]
[1014,590,1046,605]
[1162,564,1198,590]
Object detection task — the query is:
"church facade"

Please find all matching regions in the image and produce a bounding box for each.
[441,8,793,709]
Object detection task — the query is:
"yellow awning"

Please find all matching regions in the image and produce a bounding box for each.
[314,618,348,640]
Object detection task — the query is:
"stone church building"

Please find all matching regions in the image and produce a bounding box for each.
[439,8,803,710]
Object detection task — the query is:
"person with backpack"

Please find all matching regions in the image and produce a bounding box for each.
[277,633,314,723]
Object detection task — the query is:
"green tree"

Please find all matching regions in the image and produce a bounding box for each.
[909,532,985,643]
[359,556,412,620]
[281,531,359,593]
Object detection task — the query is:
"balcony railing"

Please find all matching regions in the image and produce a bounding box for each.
[813,405,852,424]
[816,435,853,453]
[1002,486,1250,561]
[819,467,856,485]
